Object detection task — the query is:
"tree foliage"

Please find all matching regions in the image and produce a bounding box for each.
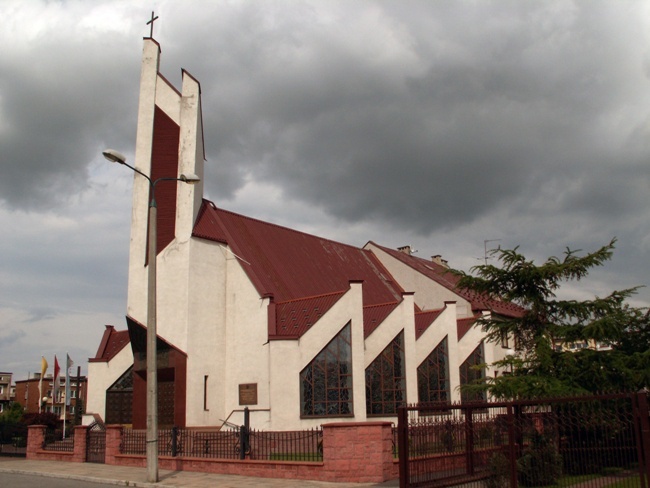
[0,402,24,424]
[453,239,649,398]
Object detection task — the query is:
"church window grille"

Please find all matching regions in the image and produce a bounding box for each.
[300,322,353,417]
[105,366,133,425]
[459,342,487,403]
[417,336,450,403]
[365,331,406,416]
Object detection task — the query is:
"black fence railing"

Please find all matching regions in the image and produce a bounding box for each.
[121,426,323,462]
[42,428,74,452]
[397,392,650,488]
[248,427,323,461]
[0,422,27,457]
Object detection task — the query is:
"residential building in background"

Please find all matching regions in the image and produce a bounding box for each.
[14,374,87,420]
[0,372,12,413]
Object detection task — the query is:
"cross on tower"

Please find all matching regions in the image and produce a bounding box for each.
[146,11,159,39]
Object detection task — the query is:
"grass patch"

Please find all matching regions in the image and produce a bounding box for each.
[602,476,642,488]
[522,474,599,487]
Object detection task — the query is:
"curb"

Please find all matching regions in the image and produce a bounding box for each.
[0,467,177,487]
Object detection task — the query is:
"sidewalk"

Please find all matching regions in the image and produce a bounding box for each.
[0,457,399,487]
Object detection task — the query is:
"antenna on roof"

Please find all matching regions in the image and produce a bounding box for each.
[481,239,501,265]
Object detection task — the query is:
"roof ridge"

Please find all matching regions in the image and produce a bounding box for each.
[415,307,445,315]
[363,300,400,309]
[207,200,372,254]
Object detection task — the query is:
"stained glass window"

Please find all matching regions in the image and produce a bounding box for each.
[300,322,353,417]
[459,342,486,403]
[365,331,406,415]
[417,336,450,403]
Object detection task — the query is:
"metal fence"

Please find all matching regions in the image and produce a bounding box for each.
[42,428,74,452]
[121,426,323,461]
[397,392,650,488]
[0,422,27,457]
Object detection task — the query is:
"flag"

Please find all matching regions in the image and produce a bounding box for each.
[39,356,48,413]
[53,355,61,403]
[65,354,74,406]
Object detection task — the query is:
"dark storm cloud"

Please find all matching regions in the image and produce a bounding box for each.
[155,1,650,235]
[0,21,139,210]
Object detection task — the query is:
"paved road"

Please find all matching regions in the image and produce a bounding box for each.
[0,471,119,488]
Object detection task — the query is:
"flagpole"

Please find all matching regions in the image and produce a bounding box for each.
[64,354,74,439]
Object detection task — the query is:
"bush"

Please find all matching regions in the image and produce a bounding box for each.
[20,412,60,430]
[517,433,562,487]
[484,452,510,488]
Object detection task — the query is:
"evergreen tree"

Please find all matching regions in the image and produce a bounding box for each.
[453,239,648,398]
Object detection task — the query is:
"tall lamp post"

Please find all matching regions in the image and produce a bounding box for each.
[103,149,199,483]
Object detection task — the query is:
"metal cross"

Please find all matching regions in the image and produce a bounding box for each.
[146,11,159,39]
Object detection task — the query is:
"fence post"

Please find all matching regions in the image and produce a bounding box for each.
[634,392,650,488]
[26,425,46,459]
[397,407,409,488]
[465,406,474,476]
[243,407,250,458]
[506,404,518,488]
[171,426,178,457]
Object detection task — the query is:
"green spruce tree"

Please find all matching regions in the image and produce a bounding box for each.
[453,238,648,399]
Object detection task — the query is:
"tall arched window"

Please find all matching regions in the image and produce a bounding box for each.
[417,336,450,403]
[300,322,353,417]
[365,331,406,415]
[459,342,486,403]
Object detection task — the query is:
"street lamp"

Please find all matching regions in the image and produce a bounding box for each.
[103,149,199,482]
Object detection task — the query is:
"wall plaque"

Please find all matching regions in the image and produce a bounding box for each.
[238,383,258,405]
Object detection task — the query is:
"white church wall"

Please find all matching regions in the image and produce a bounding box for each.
[184,238,228,427]
[127,40,161,325]
[86,345,133,421]
[221,250,272,429]
[154,75,181,123]
[157,238,193,352]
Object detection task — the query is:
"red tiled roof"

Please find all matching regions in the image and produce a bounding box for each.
[457,315,480,341]
[363,301,400,337]
[193,201,404,338]
[89,325,130,362]
[369,243,524,318]
[271,290,347,339]
[415,308,445,339]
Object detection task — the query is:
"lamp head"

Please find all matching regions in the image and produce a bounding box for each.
[180,173,200,184]
[102,149,127,165]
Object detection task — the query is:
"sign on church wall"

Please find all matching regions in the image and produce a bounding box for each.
[238,383,257,405]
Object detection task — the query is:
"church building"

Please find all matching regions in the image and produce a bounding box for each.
[86,38,521,431]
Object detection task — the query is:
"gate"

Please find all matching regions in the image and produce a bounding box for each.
[397,392,650,488]
[86,421,106,464]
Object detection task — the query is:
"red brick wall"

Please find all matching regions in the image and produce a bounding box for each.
[26,425,87,463]
[28,421,400,483]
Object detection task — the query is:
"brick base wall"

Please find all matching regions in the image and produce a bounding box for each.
[27,421,400,483]
[26,425,87,463]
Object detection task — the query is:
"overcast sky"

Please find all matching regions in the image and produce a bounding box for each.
[2,0,649,382]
